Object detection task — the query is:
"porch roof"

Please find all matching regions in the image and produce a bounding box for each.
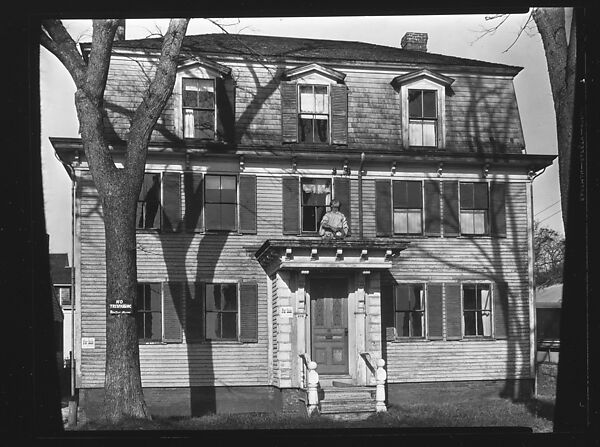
[254,238,410,275]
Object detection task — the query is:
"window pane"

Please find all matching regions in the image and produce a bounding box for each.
[464,311,476,335]
[314,86,328,114]
[422,91,437,118]
[221,284,237,310]
[183,109,195,138]
[461,211,474,234]
[205,284,219,311]
[396,311,410,337]
[299,85,315,113]
[474,183,489,209]
[302,179,331,205]
[393,210,408,234]
[407,210,422,233]
[315,118,328,143]
[479,286,491,310]
[463,285,476,309]
[220,176,237,203]
[149,312,161,340]
[204,203,220,229]
[196,79,215,108]
[205,311,219,339]
[406,181,423,208]
[411,311,423,336]
[481,311,492,336]
[221,313,237,339]
[409,122,423,146]
[408,90,423,118]
[150,283,161,312]
[472,210,486,234]
[193,110,215,139]
[136,312,145,339]
[411,286,424,310]
[395,285,410,310]
[182,79,199,107]
[422,122,436,147]
[460,183,474,210]
[302,206,317,231]
[205,176,221,203]
[299,117,313,142]
[219,204,236,230]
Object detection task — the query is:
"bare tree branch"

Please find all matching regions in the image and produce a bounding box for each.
[40,19,88,86]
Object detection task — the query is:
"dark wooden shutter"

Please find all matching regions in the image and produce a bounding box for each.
[334,177,351,235]
[239,282,258,343]
[331,84,348,145]
[427,284,443,340]
[185,282,204,341]
[493,282,509,339]
[490,182,507,238]
[239,175,257,234]
[445,283,462,340]
[216,76,235,143]
[184,172,203,232]
[139,173,161,229]
[163,282,183,343]
[282,177,300,235]
[442,181,459,237]
[424,180,441,236]
[281,81,298,143]
[162,172,182,233]
[375,180,392,236]
[381,283,396,341]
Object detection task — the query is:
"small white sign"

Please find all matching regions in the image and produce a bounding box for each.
[82,337,96,349]
[279,306,294,318]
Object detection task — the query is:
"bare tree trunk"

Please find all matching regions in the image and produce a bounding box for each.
[533,7,577,232]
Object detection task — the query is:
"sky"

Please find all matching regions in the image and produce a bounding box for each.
[40,13,565,263]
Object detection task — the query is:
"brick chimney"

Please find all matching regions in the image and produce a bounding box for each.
[114,19,125,41]
[401,32,428,52]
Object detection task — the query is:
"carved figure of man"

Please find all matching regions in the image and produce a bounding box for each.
[319,199,349,239]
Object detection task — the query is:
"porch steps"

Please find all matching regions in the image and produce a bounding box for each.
[319,385,378,420]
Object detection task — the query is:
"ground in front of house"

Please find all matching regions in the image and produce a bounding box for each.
[69,363,556,433]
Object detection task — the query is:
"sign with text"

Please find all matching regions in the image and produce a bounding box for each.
[109,299,133,314]
[82,337,95,349]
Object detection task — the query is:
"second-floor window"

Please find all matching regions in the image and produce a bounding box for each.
[137,173,161,230]
[301,178,331,232]
[408,89,437,147]
[299,85,329,143]
[182,78,216,140]
[205,175,237,231]
[460,183,489,235]
[393,180,423,235]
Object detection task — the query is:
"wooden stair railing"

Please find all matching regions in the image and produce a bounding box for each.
[300,353,320,415]
[360,352,387,412]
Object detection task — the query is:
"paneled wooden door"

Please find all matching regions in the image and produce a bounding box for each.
[310,277,349,374]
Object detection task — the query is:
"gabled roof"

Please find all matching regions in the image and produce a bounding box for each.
[391,68,455,88]
[107,33,522,75]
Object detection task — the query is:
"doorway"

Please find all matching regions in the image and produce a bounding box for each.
[310,277,349,374]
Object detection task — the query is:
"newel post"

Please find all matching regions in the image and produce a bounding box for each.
[307,361,320,415]
[375,358,387,412]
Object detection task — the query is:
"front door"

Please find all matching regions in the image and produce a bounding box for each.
[310,277,349,374]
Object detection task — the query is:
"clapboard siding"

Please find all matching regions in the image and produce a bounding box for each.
[102,55,523,153]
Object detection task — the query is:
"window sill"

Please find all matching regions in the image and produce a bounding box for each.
[390,337,429,343]
[459,337,497,342]
[186,339,244,345]
[138,341,166,345]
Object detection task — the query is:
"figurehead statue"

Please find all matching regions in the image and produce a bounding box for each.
[319,199,349,240]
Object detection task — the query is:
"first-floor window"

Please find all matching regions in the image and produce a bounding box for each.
[463,283,492,337]
[301,178,331,232]
[136,283,162,342]
[205,283,238,340]
[394,283,425,337]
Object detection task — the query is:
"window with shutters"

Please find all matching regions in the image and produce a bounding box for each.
[205,283,238,340]
[460,182,489,235]
[182,78,216,140]
[393,180,423,235]
[205,174,237,231]
[299,84,329,143]
[136,283,162,342]
[408,90,437,147]
[462,283,492,337]
[394,283,425,338]
[136,173,162,230]
[301,178,332,232]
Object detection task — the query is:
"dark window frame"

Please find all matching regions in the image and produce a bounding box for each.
[408,89,438,147]
[204,174,238,232]
[300,177,332,233]
[393,180,424,235]
[204,282,239,341]
[136,282,163,343]
[298,84,330,144]
[462,282,493,338]
[182,77,216,140]
[459,182,490,236]
[394,283,426,339]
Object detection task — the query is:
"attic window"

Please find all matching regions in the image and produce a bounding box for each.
[182,78,216,139]
[408,89,437,147]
